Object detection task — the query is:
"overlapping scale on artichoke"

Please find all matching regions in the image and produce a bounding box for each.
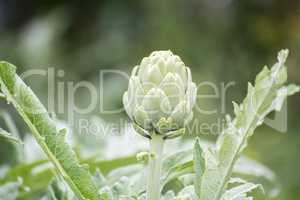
[123,50,197,134]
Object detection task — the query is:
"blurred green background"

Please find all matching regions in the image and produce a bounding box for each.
[0,0,299,199]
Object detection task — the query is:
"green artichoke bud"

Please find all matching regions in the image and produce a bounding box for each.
[123,50,197,136]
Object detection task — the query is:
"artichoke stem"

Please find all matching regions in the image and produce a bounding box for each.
[147,133,164,200]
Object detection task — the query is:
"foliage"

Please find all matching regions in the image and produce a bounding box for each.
[0,62,101,200]
[194,49,299,200]
[0,50,299,200]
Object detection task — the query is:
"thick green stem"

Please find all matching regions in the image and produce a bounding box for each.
[147,134,164,200]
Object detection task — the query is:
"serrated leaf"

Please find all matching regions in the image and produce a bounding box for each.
[198,49,299,200]
[160,148,278,197]
[0,61,101,200]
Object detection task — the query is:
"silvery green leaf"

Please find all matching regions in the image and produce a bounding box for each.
[161,141,279,197]
[233,157,280,198]
[198,50,299,200]
[0,61,101,200]
[221,181,265,200]
[162,160,194,188]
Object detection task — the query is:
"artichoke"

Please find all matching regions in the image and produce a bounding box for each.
[123,50,197,137]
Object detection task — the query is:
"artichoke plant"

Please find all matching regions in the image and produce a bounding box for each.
[123,50,198,200]
[123,50,197,138]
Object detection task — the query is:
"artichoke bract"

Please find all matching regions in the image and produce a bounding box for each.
[123,50,197,137]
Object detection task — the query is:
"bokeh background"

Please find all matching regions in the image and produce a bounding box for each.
[0,0,299,199]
